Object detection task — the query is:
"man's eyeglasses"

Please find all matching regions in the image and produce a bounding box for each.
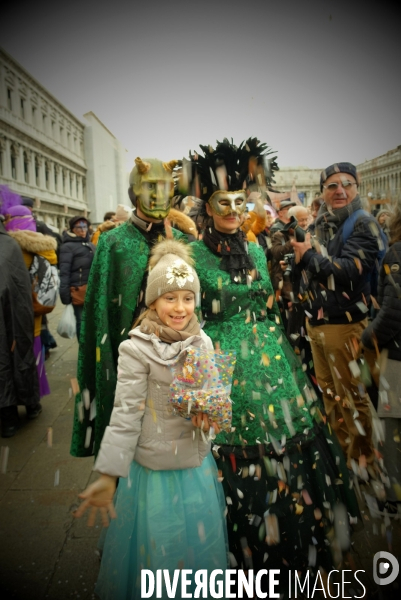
[74,226,88,231]
[323,181,357,191]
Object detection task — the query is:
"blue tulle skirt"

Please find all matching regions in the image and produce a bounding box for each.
[95,453,229,600]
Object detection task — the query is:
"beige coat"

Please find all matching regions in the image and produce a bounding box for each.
[94,328,213,477]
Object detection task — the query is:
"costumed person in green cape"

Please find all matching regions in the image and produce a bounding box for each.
[70,157,195,458]
[185,139,361,595]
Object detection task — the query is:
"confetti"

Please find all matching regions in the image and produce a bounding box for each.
[47,427,53,448]
[100,334,107,345]
[54,469,60,487]
[82,388,90,410]
[70,378,80,395]
[1,446,9,474]
[84,426,92,448]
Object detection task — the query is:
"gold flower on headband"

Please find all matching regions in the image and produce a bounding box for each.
[166,260,194,288]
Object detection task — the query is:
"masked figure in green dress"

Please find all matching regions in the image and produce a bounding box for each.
[186,138,360,593]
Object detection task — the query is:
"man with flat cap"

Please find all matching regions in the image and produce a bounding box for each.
[270,199,296,234]
[291,162,385,468]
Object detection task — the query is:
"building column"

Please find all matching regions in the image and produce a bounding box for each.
[77,174,83,201]
[70,172,77,199]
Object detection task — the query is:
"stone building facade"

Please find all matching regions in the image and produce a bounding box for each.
[0,48,88,231]
[357,146,401,205]
[273,166,322,206]
[0,48,128,231]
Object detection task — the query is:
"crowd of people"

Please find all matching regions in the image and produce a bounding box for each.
[1,138,400,598]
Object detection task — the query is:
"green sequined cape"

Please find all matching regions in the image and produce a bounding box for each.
[190,240,319,447]
[70,221,184,457]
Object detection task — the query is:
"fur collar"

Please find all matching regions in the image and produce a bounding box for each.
[169,208,198,238]
[8,229,57,253]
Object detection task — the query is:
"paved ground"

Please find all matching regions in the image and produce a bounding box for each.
[0,303,400,599]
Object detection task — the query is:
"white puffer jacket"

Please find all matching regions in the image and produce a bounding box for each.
[94,328,213,477]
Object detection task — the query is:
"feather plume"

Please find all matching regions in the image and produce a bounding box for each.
[149,239,194,269]
[0,185,22,214]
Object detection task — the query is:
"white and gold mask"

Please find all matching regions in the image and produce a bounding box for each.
[208,190,247,217]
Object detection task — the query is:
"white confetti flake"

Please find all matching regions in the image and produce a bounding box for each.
[197,521,206,543]
[54,469,60,487]
[77,401,84,423]
[100,334,107,345]
[84,426,92,448]
[82,389,90,410]
[47,428,53,448]
[89,400,97,421]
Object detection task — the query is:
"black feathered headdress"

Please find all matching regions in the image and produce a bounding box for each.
[179,137,279,202]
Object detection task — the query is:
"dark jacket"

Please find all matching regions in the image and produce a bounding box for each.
[270,218,287,235]
[270,229,293,292]
[297,204,381,325]
[59,231,96,305]
[0,221,40,408]
[361,241,401,361]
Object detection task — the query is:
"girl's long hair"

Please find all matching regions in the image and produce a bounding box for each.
[132,309,150,330]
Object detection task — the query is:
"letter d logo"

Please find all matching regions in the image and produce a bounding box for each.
[373,551,399,586]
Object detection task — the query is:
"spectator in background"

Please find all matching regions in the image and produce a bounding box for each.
[2,194,58,424]
[59,216,96,341]
[362,201,401,504]
[0,199,41,438]
[91,211,116,246]
[269,199,296,234]
[310,197,324,222]
[20,198,60,358]
[375,208,391,242]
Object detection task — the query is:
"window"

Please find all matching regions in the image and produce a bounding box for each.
[32,106,36,126]
[24,152,29,183]
[20,98,25,119]
[51,120,56,136]
[45,162,50,189]
[74,137,77,153]
[42,114,47,133]
[7,88,12,111]
[54,165,58,188]
[35,157,40,186]
[11,155,17,179]
[67,132,71,148]
[59,126,64,143]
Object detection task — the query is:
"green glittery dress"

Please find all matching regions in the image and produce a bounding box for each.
[191,239,360,592]
[70,220,184,458]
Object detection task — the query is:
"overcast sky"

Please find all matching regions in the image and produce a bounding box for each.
[2,0,400,173]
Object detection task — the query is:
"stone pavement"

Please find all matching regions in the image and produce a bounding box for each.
[0,303,100,600]
[0,303,400,600]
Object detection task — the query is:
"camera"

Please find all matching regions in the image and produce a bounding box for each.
[281,216,306,242]
[283,253,295,280]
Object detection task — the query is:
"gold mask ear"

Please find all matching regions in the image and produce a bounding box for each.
[163,159,178,173]
[135,157,151,174]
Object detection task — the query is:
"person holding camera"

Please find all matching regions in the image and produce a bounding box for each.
[290,162,384,469]
[270,205,309,328]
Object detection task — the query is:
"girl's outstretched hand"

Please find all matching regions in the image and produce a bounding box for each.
[74,474,117,527]
[191,412,221,435]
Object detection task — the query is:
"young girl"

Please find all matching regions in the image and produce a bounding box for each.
[75,239,228,599]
